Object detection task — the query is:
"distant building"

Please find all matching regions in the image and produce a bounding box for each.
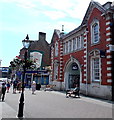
[50,1,114,100]
[0,67,9,78]
[19,32,51,69]
[18,32,51,86]
[0,59,2,67]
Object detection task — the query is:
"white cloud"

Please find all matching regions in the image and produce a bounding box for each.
[43,11,67,20]
[16,1,36,9]
[38,0,76,10]
[2,0,113,21]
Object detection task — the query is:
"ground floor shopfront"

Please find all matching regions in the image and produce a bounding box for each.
[51,56,112,100]
[16,70,49,87]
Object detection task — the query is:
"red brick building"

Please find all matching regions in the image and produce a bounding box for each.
[50,1,114,100]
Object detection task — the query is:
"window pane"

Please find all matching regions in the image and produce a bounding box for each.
[92,23,99,43]
[92,58,100,81]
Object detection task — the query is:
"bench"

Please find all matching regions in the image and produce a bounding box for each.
[44,85,56,91]
[66,89,80,98]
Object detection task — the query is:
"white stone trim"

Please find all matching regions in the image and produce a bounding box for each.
[107,55,112,59]
[84,64,86,67]
[60,48,63,50]
[84,78,86,81]
[84,74,86,76]
[107,79,112,82]
[106,38,111,41]
[107,67,112,70]
[84,60,87,63]
[106,32,111,36]
[84,41,87,44]
[84,51,86,53]
[106,21,111,25]
[107,73,111,77]
[106,50,110,53]
[106,27,111,31]
[107,61,112,64]
[59,74,62,77]
[84,33,86,36]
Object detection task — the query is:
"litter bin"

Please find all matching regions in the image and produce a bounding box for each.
[36,84,41,90]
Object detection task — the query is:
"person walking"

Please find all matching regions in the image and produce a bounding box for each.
[6,81,10,93]
[13,80,18,94]
[0,85,2,101]
[1,83,6,102]
[28,80,31,90]
[31,81,36,94]
[17,81,22,93]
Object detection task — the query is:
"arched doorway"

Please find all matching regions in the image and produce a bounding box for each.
[64,58,81,90]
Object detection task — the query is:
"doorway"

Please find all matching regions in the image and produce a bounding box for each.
[64,60,81,90]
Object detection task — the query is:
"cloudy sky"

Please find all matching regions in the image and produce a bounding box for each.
[0,0,113,67]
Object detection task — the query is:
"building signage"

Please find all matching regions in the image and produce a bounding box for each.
[1,67,9,72]
[30,51,43,68]
[72,63,78,70]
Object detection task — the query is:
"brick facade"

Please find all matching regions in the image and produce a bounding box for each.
[19,32,51,68]
[50,1,114,100]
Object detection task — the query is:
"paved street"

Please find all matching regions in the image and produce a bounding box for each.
[0,86,113,119]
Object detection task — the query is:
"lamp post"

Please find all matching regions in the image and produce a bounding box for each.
[18,34,30,118]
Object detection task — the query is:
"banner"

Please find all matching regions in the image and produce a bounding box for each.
[30,51,43,68]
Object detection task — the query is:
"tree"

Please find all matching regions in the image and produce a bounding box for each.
[9,57,36,74]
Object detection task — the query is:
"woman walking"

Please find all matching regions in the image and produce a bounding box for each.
[31,81,36,94]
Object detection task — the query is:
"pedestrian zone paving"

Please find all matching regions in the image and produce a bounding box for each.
[0,88,113,119]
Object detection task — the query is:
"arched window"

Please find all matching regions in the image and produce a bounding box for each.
[54,60,59,80]
[91,19,100,44]
[55,42,58,56]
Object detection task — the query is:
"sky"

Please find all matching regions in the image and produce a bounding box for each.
[0,0,113,67]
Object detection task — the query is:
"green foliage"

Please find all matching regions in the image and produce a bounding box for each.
[9,58,36,73]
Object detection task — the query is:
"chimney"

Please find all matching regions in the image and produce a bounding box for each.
[39,32,46,41]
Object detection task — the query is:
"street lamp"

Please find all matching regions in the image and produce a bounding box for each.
[18,34,30,118]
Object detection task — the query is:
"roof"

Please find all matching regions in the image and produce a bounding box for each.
[61,1,110,39]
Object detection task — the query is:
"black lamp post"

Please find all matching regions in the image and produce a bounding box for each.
[18,34,30,118]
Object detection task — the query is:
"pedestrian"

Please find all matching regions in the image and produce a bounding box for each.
[13,80,18,94]
[31,81,36,94]
[17,81,22,93]
[37,83,41,90]
[66,84,80,98]
[28,80,31,90]
[6,81,10,93]
[1,83,6,102]
[0,85,2,101]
